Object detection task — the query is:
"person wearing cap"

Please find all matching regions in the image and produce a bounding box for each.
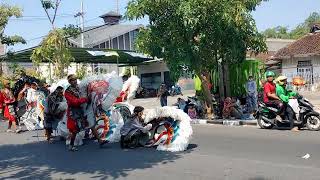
[263,71,283,110]
[65,74,107,151]
[276,76,299,132]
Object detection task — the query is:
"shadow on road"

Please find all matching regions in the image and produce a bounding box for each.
[0,140,196,179]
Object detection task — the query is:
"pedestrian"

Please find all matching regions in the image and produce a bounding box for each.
[158,83,169,107]
[65,74,107,151]
[44,86,66,143]
[246,76,258,114]
[187,105,197,119]
[2,81,21,133]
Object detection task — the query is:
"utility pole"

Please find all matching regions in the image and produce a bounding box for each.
[80,1,84,48]
[116,0,119,14]
[75,1,85,48]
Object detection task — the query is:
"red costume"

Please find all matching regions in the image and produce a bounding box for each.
[0,91,4,113]
[64,86,88,134]
[2,88,17,122]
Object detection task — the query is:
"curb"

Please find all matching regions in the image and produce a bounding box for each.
[192,119,257,126]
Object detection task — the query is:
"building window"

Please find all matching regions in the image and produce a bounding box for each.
[112,38,118,49]
[130,31,135,50]
[141,72,162,89]
[93,45,99,48]
[99,42,106,48]
[106,41,110,49]
[124,33,130,50]
[118,35,124,50]
[297,60,313,84]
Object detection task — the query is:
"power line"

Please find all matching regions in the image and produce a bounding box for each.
[23,17,102,43]
[10,15,75,21]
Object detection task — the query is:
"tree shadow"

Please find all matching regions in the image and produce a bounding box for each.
[0,140,196,179]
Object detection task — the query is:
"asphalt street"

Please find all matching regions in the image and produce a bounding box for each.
[0,123,320,180]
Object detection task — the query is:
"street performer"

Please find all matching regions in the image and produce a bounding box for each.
[65,74,107,151]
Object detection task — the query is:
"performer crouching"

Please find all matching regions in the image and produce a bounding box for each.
[120,106,152,149]
[65,74,107,151]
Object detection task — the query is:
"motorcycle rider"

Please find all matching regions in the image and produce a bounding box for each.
[275,76,299,132]
[263,71,283,111]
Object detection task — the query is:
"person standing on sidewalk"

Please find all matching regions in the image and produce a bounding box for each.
[246,76,258,114]
[158,83,169,107]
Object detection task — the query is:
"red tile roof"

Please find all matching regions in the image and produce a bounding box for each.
[274,32,320,59]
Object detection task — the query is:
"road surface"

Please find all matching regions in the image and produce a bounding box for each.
[0,124,320,180]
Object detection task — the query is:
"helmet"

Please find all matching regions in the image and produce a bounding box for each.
[276,76,288,85]
[265,71,275,77]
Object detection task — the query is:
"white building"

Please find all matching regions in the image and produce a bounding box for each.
[273,31,320,88]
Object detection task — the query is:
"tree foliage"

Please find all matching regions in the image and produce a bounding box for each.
[31,29,74,79]
[76,64,88,80]
[0,3,26,45]
[40,0,61,28]
[32,0,80,80]
[126,0,267,75]
[126,0,267,112]
[263,12,320,39]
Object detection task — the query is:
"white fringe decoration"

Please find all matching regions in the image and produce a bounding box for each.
[144,106,193,152]
[122,75,140,103]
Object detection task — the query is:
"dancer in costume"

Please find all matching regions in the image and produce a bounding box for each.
[115,75,140,103]
[44,86,66,143]
[120,106,152,148]
[2,81,21,133]
[65,74,107,151]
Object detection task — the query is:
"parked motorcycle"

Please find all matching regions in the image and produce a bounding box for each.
[169,85,183,96]
[257,95,320,131]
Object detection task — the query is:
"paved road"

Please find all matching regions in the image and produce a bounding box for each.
[1,124,320,180]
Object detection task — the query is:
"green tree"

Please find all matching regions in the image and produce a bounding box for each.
[8,63,25,79]
[76,64,88,80]
[31,29,74,80]
[0,3,26,75]
[263,12,320,39]
[31,0,80,81]
[263,26,290,39]
[126,0,268,115]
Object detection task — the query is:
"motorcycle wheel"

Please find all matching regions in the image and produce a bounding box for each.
[257,115,274,129]
[306,115,320,131]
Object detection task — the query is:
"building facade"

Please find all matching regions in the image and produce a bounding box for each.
[273,31,320,90]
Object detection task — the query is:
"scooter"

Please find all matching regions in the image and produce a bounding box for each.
[169,85,183,96]
[257,95,320,131]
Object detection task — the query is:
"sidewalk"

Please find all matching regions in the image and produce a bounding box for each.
[192,119,258,126]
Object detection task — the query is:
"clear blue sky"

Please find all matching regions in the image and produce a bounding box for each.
[3,0,320,51]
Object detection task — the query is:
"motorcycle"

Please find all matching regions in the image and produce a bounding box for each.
[257,95,320,131]
[169,85,183,96]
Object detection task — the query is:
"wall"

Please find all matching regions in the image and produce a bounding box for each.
[281,58,298,82]
[137,61,169,82]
